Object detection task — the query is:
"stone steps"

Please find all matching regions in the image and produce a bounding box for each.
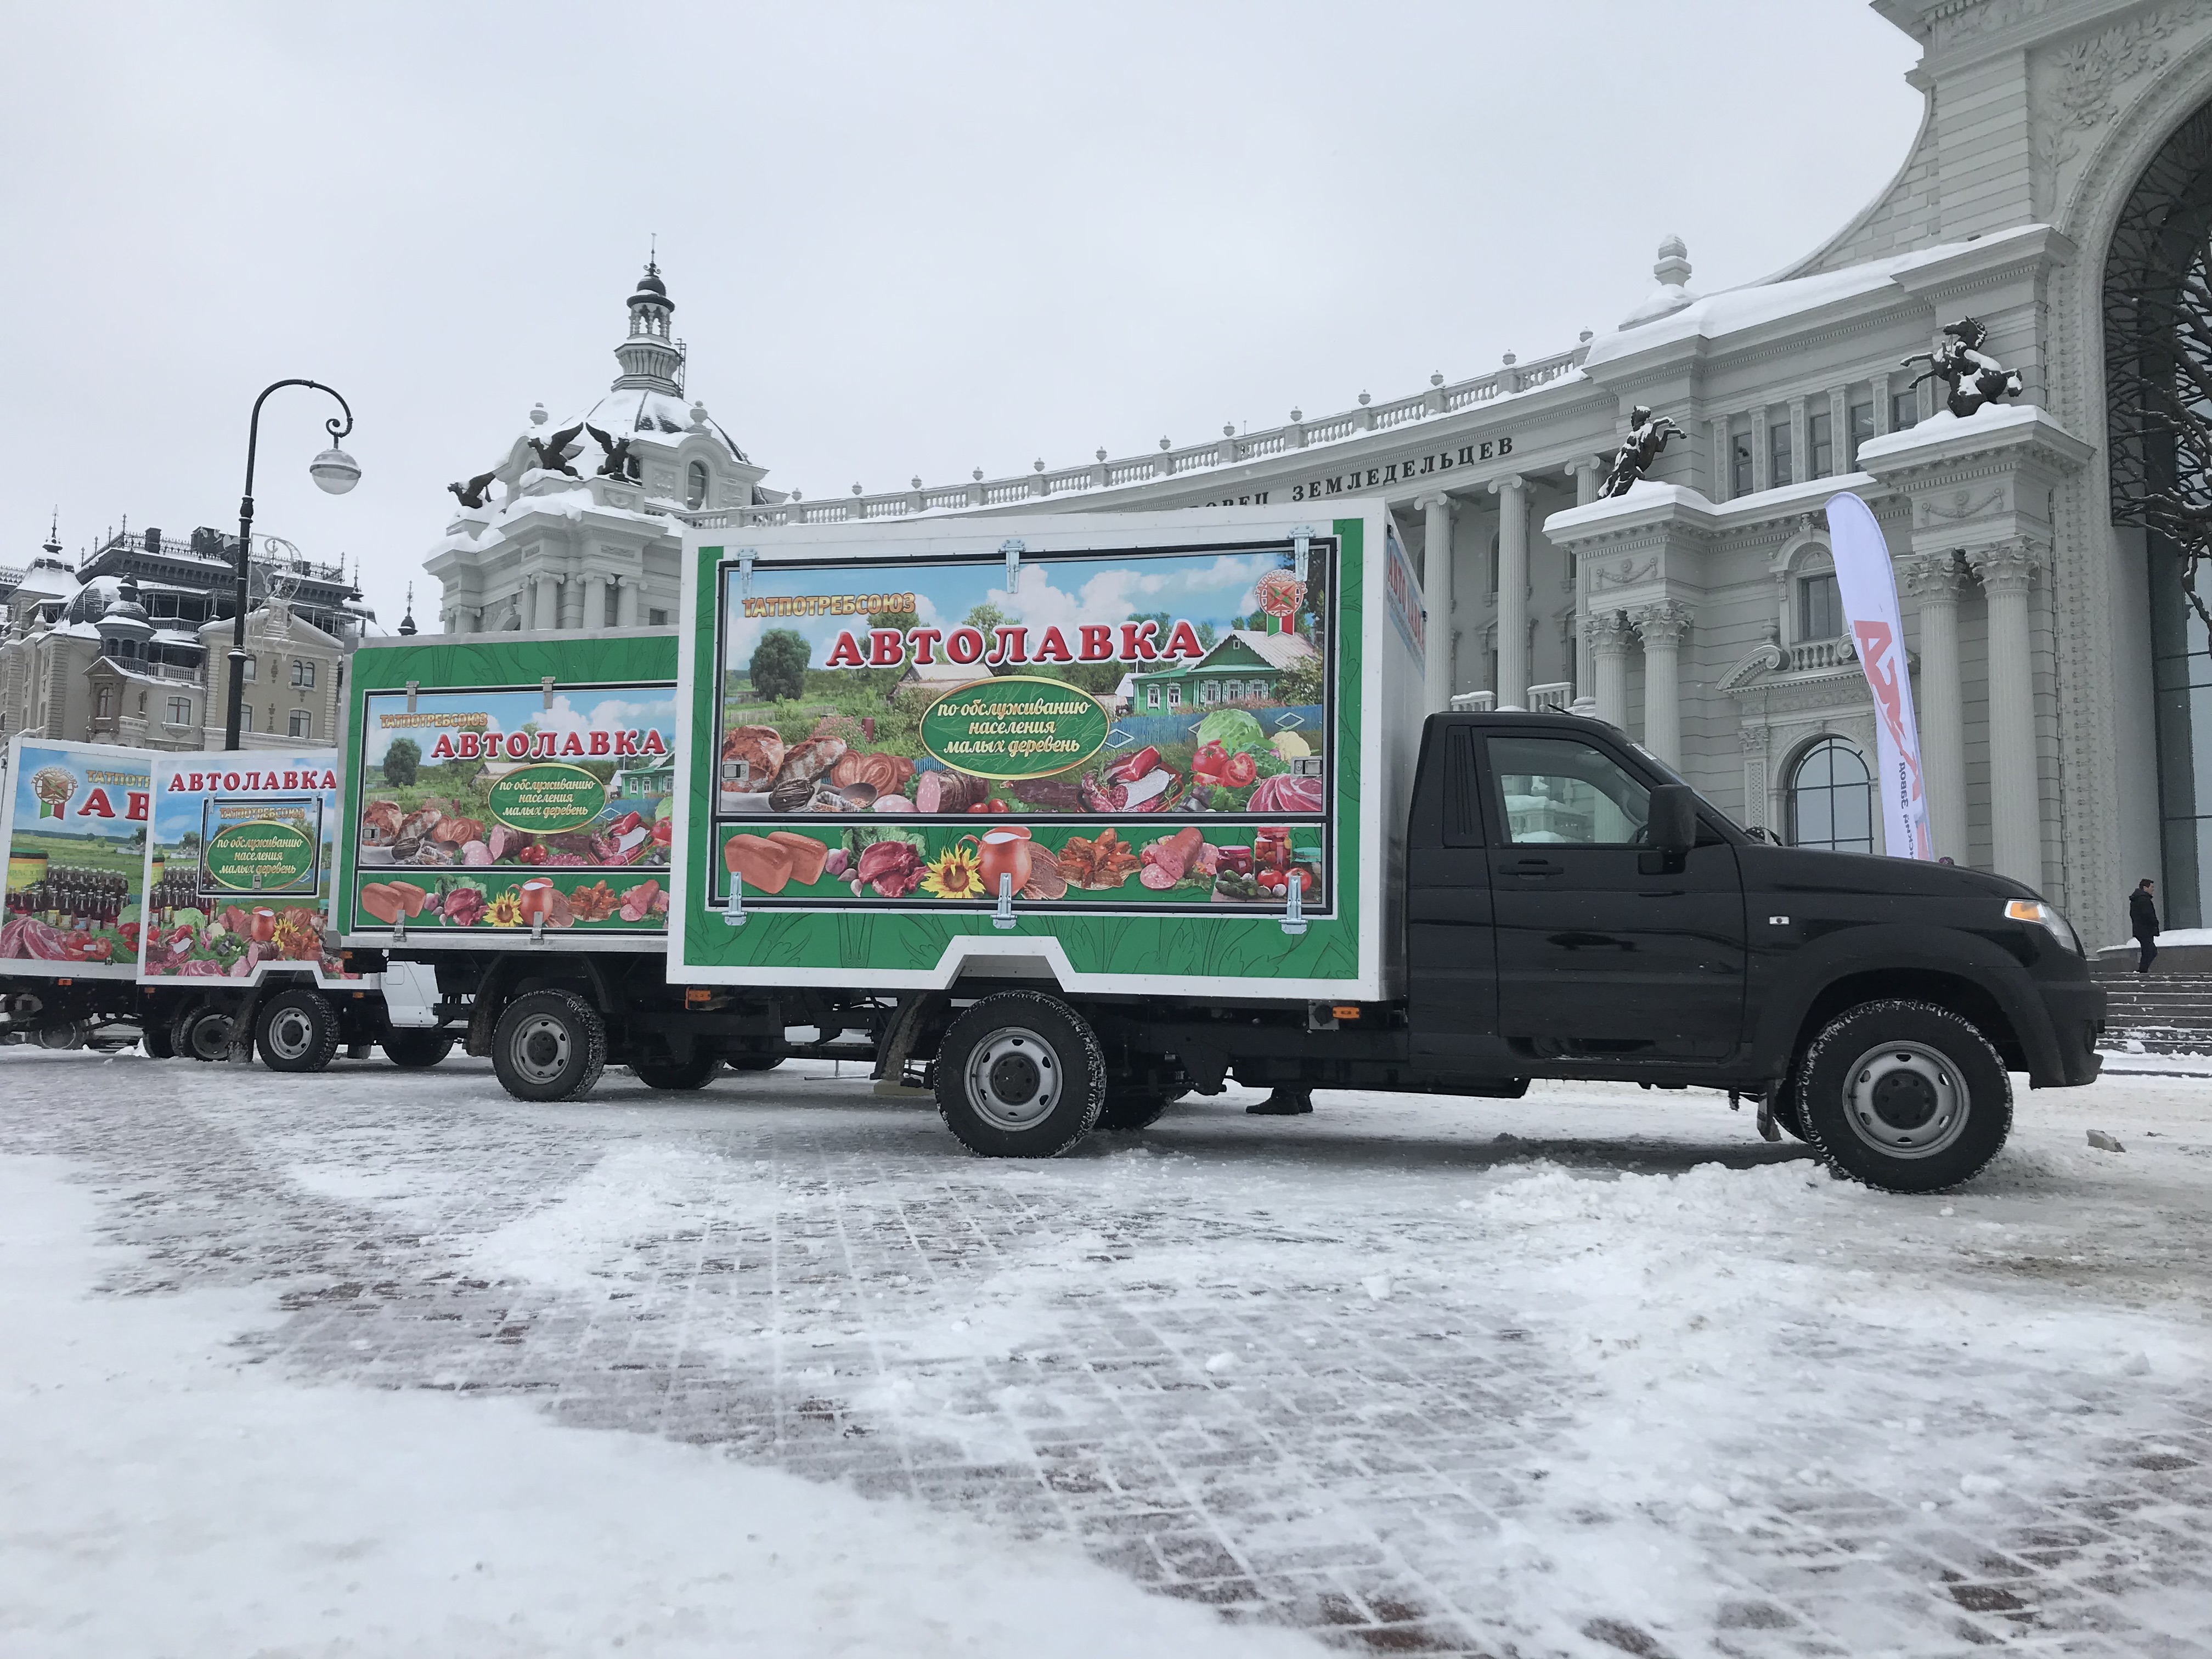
[2089,972,2212,1053]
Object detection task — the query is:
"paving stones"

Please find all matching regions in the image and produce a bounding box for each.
[2,1051,2208,1659]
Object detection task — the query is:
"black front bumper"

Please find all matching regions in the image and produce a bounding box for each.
[2032,979,2105,1087]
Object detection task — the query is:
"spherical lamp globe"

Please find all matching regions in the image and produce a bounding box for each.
[309,446,362,495]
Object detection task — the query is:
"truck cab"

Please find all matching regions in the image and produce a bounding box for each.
[1405,710,2102,1187]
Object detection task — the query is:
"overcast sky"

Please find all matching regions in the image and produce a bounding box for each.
[1,3,1921,632]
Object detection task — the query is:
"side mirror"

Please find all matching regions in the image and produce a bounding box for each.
[1647,784,1697,854]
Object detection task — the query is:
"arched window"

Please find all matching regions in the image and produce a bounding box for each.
[686,460,708,510]
[1788,738,1874,854]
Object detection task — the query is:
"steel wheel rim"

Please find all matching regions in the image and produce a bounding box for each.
[266,1006,315,1060]
[510,1014,572,1085]
[1840,1040,1970,1159]
[187,1014,231,1060]
[965,1025,1060,1130]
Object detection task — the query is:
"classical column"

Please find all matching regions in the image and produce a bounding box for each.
[1585,611,1634,729]
[1969,542,2046,886]
[1903,553,1970,864]
[1708,417,1731,501]
[616,577,639,628]
[584,572,609,633]
[1632,600,1692,766]
[1565,456,1604,506]
[1489,473,1528,707]
[1417,491,1454,712]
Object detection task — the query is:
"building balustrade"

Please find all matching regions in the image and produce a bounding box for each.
[682,340,1591,532]
[1787,637,1857,673]
[1525,681,1574,713]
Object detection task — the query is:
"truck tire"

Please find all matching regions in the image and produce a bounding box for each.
[934,991,1107,1158]
[381,1030,454,1069]
[725,1053,785,1073]
[491,990,606,1103]
[1097,1081,1183,1131]
[172,1001,236,1063]
[630,1052,722,1090]
[140,1022,176,1060]
[1798,1000,2011,1194]
[256,989,340,1073]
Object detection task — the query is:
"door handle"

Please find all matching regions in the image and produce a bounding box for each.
[1508,859,1564,877]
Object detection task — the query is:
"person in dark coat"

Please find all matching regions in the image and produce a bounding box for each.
[2130,878,2161,974]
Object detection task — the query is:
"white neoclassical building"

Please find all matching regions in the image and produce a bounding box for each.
[424,262,764,635]
[430,0,2212,944]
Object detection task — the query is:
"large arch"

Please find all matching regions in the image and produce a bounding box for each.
[2103,100,2212,922]
[2045,29,2212,934]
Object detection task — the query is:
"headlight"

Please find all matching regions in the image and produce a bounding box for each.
[2005,898,2081,956]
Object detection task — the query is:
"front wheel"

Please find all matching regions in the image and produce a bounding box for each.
[630,1051,723,1090]
[934,992,1106,1158]
[381,1029,454,1069]
[490,990,606,1103]
[256,989,340,1073]
[1798,1000,2011,1193]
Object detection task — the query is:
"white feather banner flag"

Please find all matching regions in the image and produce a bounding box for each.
[1824,491,1933,860]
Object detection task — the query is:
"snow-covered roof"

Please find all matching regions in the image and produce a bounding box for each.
[1583,224,2053,371]
[11,558,79,603]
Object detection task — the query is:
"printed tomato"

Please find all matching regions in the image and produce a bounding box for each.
[1222,752,1257,788]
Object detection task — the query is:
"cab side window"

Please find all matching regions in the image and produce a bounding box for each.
[1487,736,1650,846]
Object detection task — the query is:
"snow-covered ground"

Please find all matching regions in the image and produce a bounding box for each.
[1,1050,2207,1658]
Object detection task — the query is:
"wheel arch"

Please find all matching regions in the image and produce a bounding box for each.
[1788,967,2027,1075]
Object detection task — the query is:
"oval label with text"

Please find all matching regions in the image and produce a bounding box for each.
[486,763,606,834]
[203,819,317,891]
[918,675,1110,781]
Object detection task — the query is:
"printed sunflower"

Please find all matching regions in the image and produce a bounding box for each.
[919,846,985,900]
[485,889,527,927]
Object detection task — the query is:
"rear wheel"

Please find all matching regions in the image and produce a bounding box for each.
[140,1022,176,1060]
[1097,1077,1184,1131]
[490,990,606,1103]
[172,1001,237,1063]
[381,1030,454,1069]
[256,989,340,1073]
[725,1052,785,1073]
[1798,1000,2011,1193]
[934,992,1105,1158]
[630,1051,723,1090]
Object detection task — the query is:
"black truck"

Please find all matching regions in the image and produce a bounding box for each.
[390,707,2102,1198]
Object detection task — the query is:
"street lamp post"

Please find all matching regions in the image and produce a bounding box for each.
[226,379,360,751]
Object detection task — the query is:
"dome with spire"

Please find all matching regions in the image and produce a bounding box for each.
[444,258,751,515]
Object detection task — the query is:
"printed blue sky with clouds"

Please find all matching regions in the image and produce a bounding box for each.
[720,549,1297,677]
[9,744,150,844]
[358,689,679,770]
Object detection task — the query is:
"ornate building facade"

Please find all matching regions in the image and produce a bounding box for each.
[0,522,374,752]
[422,263,763,635]
[424,0,2212,943]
